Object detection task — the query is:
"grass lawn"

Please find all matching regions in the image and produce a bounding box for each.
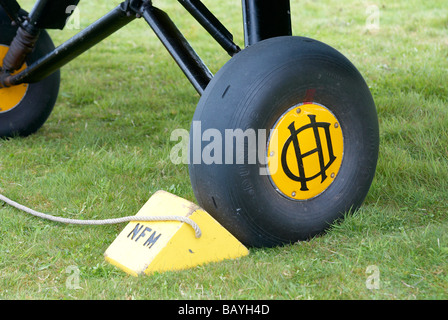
[0,0,447,299]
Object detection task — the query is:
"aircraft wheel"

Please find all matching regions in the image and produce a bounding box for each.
[189,36,379,247]
[0,8,60,138]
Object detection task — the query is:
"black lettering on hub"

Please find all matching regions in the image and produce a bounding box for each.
[281,114,336,191]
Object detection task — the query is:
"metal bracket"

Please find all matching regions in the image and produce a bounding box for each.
[0,0,27,27]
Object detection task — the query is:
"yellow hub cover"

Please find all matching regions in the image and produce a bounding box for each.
[0,45,29,113]
[267,103,344,200]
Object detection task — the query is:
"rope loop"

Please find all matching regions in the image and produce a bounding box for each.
[0,194,202,238]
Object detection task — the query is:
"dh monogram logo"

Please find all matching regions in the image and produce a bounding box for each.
[281,114,336,191]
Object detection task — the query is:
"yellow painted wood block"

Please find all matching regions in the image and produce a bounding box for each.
[104,190,249,276]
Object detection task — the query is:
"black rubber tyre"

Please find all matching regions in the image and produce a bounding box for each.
[0,8,60,138]
[189,36,379,247]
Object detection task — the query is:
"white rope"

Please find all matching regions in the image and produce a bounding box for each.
[0,194,202,238]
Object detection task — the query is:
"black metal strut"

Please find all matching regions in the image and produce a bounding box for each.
[1,0,291,93]
[178,0,240,57]
[141,3,213,95]
[0,0,216,94]
[1,1,137,88]
[242,0,292,47]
